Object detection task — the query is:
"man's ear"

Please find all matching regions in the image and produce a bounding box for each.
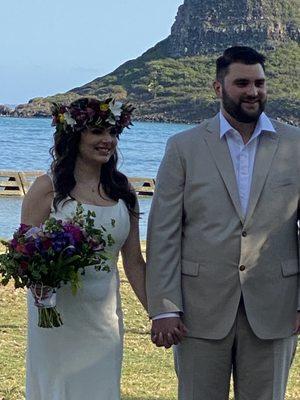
[213,80,222,98]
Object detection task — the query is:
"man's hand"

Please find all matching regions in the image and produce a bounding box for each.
[294,312,300,335]
[151,317,187,349]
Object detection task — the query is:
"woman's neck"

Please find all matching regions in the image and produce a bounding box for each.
[73,157,102,184]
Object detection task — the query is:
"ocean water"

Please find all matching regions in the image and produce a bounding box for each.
[0,117,191,239]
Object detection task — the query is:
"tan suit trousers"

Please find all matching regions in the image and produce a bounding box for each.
[174,300,297,400]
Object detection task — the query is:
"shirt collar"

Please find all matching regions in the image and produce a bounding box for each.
[219,111,276,140]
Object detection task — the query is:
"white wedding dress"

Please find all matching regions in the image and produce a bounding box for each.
[26,198,130,400]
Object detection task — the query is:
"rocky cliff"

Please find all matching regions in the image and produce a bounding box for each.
[149,0,300,58]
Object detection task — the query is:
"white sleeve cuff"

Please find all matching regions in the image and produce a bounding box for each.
[152,312,180,320]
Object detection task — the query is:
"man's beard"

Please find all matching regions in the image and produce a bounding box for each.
[222,87,267,123]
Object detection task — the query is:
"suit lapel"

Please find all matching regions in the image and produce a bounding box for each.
[204,116,244,223]
[244,132,279,226]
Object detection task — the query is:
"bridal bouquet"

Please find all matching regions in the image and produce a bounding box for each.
[0,204,114,328]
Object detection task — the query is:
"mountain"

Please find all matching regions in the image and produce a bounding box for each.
[4,0,300,125]
[151,0,300,57]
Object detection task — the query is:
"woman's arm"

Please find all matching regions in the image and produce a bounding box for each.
[121,200,147,311]
[21,174,54,226]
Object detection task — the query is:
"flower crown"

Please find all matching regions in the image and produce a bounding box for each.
[51,97,134,136]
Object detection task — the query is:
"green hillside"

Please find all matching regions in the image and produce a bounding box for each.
[68,41,300,124]
[14,42,298,124]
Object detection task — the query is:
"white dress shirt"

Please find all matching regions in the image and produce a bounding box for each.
[219,111,276,216]
[152,111,276,320]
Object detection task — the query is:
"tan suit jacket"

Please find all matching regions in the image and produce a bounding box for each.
[146,114,300,340]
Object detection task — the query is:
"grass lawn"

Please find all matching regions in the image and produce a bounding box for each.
[0,242,299,400]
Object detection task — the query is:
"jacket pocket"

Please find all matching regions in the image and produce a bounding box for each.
[270,179,296,190]
[281,259,299,277]
[181,259,200,277]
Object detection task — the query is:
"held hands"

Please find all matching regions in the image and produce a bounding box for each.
[151,317,188,349]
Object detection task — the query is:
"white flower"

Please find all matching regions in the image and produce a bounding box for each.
[110,101,123,117]
[107,115,116,125]
[64,112,76,127]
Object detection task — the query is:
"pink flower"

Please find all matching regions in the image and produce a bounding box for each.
[18,261,29,277]
[18,223,31,235]
[42,239,53,251]
[85,107,95,118]
[10,238,18,249]
[15,244,27,254]
[63,224,82,243]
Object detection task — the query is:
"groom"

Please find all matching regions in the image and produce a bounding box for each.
[146,46,300,399]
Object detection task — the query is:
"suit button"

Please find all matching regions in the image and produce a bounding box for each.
[239,265,246,271]
[242,231,247,237]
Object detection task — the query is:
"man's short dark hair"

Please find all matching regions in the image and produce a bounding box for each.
[216,46,266,82]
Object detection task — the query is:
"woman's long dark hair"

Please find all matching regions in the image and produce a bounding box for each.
[49,125,137,215]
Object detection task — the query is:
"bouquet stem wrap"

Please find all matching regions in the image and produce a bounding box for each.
[30,284,63,328]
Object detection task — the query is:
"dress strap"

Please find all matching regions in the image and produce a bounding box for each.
[46,172,56,213]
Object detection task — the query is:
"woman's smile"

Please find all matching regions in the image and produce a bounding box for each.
[93,145,112,155]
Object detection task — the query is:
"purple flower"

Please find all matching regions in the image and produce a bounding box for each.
[24,242,37,257]
[52,241,64,253]
[10,238,18,249]
[18,223,31,235]
[63,224,83,243]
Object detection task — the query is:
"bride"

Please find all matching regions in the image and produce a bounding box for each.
[22,97,147,400]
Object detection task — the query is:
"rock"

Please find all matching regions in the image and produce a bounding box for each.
[12,100,52,118]
[0,105,14,116]
[144,0,300,58]
[11,93,82,119]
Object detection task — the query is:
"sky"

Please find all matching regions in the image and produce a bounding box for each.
[1,0,183,105]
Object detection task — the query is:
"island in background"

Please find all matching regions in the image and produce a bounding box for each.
[1,0,299,125]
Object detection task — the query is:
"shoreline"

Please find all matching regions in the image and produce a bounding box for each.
[0,113,196,125]
[0,113,299,127]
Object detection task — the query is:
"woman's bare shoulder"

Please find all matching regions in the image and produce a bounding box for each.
[21,174,54,225]
[23,174,54,210]
[28,174,54,197]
